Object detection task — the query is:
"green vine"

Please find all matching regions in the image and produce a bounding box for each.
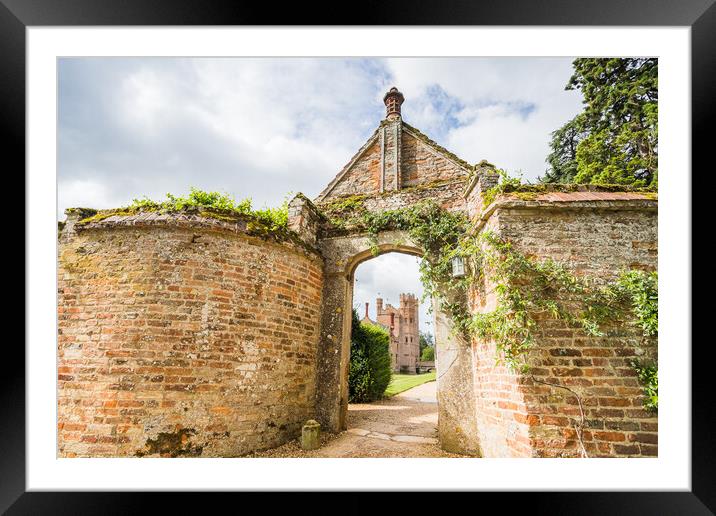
[631,360,658,412]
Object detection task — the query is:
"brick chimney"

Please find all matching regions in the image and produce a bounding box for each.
[383,87,404,120]
[365,302,369,319]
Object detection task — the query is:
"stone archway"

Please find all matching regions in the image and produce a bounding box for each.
[313,230,421,432]
[312,229,482,455]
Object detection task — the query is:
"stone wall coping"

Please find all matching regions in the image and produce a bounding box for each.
[463,173,480,199]
[289,193,329,222]
[464,180,657,200]
[66,208,323,258]
[471,196,658,235]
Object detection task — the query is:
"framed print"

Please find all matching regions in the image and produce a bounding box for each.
[7,0,711,513]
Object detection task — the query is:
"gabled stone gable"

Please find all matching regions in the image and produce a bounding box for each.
[317,132,382,199]
[316,89,472,203]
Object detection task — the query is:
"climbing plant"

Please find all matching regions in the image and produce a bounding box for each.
[631,360,658,412]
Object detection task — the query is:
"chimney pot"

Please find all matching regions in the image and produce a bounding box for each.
[383,87,405,119]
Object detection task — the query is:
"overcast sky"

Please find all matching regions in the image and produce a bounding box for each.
[58,57,583,335]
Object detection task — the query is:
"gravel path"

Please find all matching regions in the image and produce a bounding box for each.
[247,381,467,458]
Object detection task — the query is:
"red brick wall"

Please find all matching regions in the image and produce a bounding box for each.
[325,139,381,197]
[468,202,658,457]
[57,215,323,457]
[401,130,469,187]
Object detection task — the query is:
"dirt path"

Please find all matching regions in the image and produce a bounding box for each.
[248,380,466,458]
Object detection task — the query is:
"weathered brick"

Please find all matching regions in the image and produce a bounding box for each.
[58,217,324,458]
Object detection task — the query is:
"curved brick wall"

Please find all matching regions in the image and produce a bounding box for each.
[57,212,323,457]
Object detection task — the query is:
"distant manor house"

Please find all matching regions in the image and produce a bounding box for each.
[361,294,419,373]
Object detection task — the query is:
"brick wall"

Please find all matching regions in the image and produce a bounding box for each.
[400,130,469,187]
[57,213,323,457]
[467,198,658,457]
[325,138,382,198]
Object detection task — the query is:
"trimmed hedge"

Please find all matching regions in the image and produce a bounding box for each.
[348,310,392,402]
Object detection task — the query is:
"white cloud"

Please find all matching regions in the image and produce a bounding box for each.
[384,57,584,179]
[58,58,389,217]
[57,179,122,216]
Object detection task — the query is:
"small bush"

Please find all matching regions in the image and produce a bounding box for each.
[348,310,392,402]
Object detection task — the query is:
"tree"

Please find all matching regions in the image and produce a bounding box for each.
[420,346,435,361]
[542,58,658,187]
[542,114,587,183]
[418,331,434,356]
[348,310,392,402]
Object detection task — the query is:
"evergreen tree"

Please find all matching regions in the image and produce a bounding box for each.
[542,58,658,187]
[542,114,587,183]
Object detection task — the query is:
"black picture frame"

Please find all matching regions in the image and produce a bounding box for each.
[6,0,710,513]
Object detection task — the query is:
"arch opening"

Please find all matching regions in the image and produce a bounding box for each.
[314,229,482,455]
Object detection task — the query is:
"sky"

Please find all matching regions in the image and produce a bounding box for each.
[58,57,584,335]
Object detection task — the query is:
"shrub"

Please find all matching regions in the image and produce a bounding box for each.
[348,310,392,402]
[129,187,289,231]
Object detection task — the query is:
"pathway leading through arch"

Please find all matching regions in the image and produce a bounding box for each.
[247,381,467,458]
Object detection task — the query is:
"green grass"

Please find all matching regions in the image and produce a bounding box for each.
[384,371,436,397]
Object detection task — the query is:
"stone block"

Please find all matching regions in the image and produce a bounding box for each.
[301,420,321,450]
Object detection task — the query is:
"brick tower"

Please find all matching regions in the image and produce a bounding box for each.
[374,293,420,373]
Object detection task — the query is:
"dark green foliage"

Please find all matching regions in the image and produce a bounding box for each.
[543,58,658,187]
[542,114,587,183]
[348,310,392,402]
